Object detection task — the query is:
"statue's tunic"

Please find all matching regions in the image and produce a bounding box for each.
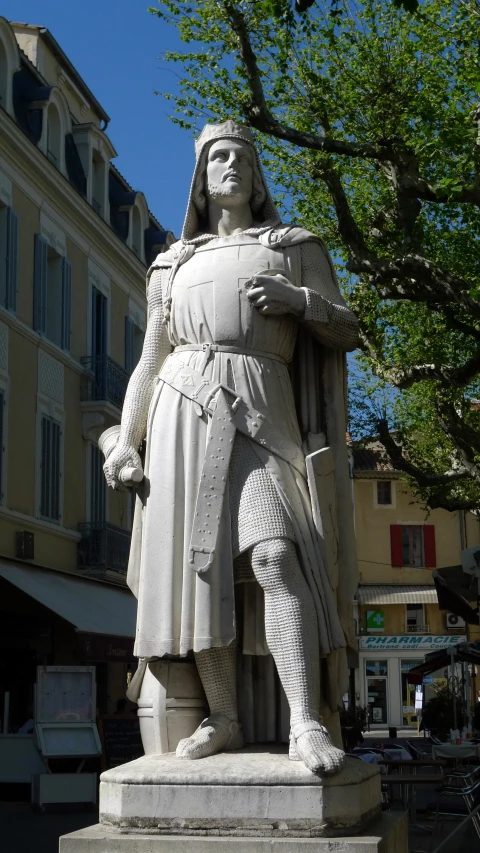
[133,232,353,661]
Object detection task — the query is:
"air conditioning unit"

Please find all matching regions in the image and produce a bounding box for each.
[446,612,466,630]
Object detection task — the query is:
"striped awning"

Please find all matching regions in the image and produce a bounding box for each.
[357,585,438,605]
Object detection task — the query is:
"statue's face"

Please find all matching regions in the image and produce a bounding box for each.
[206,139,254,207]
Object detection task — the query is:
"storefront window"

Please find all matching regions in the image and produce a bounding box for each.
[401,659,423,726]
[365,660,388,676]
[366,659,388,724]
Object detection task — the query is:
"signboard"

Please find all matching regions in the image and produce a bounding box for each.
[97,715,144,771]
[372,708,383,722]
[360,635,464,651]
[415,686,423,710]
[77,633,135,662]
[423,676,434,684]
[366,610,385,632]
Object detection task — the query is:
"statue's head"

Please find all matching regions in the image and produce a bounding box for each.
[182,120,280,240]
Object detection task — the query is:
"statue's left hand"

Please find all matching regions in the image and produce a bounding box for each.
[247,272,306,317]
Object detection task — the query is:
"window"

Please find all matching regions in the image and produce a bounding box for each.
[0,388,5,504]
[405,603,425,632]
[92,152,106,216]
[40,414,61,521]
[390,524,436,568]
[0,205,18,312]
[46,103,61,167]
[132,206,142,258]
[33,235,71,350]
[0,40,7,108]
[376,480,392,505]
[90,443,106,523]
[125,316,144,374]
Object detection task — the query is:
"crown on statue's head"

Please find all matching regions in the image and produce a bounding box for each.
[194,120,255,159]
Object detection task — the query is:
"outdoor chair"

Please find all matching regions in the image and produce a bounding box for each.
[430,766,480,850]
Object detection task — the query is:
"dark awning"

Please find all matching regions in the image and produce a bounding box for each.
[432,566,479,625]
[407,642,480,684]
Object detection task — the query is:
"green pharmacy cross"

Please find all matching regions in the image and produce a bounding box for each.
[366,610,385,632]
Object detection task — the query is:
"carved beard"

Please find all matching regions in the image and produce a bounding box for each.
[206,180,252,207]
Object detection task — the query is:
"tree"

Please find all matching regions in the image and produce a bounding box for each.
[151,0,480,511]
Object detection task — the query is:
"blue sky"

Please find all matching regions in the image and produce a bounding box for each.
[3,0,196,236]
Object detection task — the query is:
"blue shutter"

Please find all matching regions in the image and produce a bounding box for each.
[6,208,18,313]
[34,235,48,333]
[51,420,61,521]
[61,257,72,351]
[0,390,4,503]
[40,415,61,520]
[40,415,50,517]
[125,316,134,373]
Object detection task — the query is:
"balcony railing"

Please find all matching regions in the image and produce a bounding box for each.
[78,522,131,575]
[81,355,130,410]
[404,624,430,634]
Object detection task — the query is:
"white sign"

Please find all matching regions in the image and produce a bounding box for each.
[360,635,464,651]
[461,545,480,577]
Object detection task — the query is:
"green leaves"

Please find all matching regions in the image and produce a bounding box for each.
[151,0,480,509]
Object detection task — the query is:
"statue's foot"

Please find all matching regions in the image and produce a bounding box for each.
[176,712,244,760]
[289,721,345,776]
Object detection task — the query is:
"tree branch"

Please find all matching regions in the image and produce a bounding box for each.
[310,161,371,259]
[221,1,394,162]
[348,253,480,317]
[376,419,470,486]
[366,351,480,390]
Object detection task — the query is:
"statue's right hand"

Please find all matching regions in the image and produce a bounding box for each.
[103,443,142,490]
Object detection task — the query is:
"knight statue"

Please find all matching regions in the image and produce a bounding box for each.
[103,120,359,776]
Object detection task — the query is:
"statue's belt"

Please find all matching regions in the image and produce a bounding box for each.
[159,347,305,574]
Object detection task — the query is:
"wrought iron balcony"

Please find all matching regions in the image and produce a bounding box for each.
[403,624,430,634]
[78,521,131,575]
[81,355,129,411]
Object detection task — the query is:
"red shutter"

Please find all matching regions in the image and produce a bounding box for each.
[390,525,403,567]
[423,525,436,568]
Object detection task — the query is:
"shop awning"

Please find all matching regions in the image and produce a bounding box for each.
[0,562,136,637]
[407,642,480,685]
[357,585,438,605]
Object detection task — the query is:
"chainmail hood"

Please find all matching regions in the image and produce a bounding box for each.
[181,120,282,243]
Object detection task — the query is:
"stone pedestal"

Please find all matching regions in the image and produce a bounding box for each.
[59,747,408,852]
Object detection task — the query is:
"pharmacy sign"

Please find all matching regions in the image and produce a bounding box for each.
[366,610,385,632]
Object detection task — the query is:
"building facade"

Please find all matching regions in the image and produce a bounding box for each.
[0,17,173,743]
[353,444,480,729]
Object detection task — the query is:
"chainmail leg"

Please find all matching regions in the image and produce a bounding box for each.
[176,642,243,759]
[250,538,345,775]
[194,641,238,720]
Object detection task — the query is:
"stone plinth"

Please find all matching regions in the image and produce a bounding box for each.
[60,813,408,853]
[99,747,381,837]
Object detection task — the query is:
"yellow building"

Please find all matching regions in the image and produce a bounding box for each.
[352,443,480,729]
[0,17,173,746]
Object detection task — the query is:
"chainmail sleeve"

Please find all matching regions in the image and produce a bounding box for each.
[299,240,359,351]
[117,267,172,451]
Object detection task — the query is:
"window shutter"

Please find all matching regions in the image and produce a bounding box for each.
[423,525,436,568]
[40,415,50,517]
[0,390,4,503]
[6,208,18,313]
[51,420,61,521]
[125,316,135,374]
[61,257,72,351]
[390,524,403,567]
[40,414,61,520]
[34,235,48,333]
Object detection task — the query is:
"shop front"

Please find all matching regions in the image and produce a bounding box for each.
[0,561,137,785]
[358,634,466,728]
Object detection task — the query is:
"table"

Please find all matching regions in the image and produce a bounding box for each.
[432,742,480,760]
[382,773,444,825]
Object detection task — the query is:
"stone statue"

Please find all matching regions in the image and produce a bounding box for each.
[103,121,359,776]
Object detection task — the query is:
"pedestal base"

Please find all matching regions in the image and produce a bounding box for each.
[60,813,408,853]
[99,747,381,837]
